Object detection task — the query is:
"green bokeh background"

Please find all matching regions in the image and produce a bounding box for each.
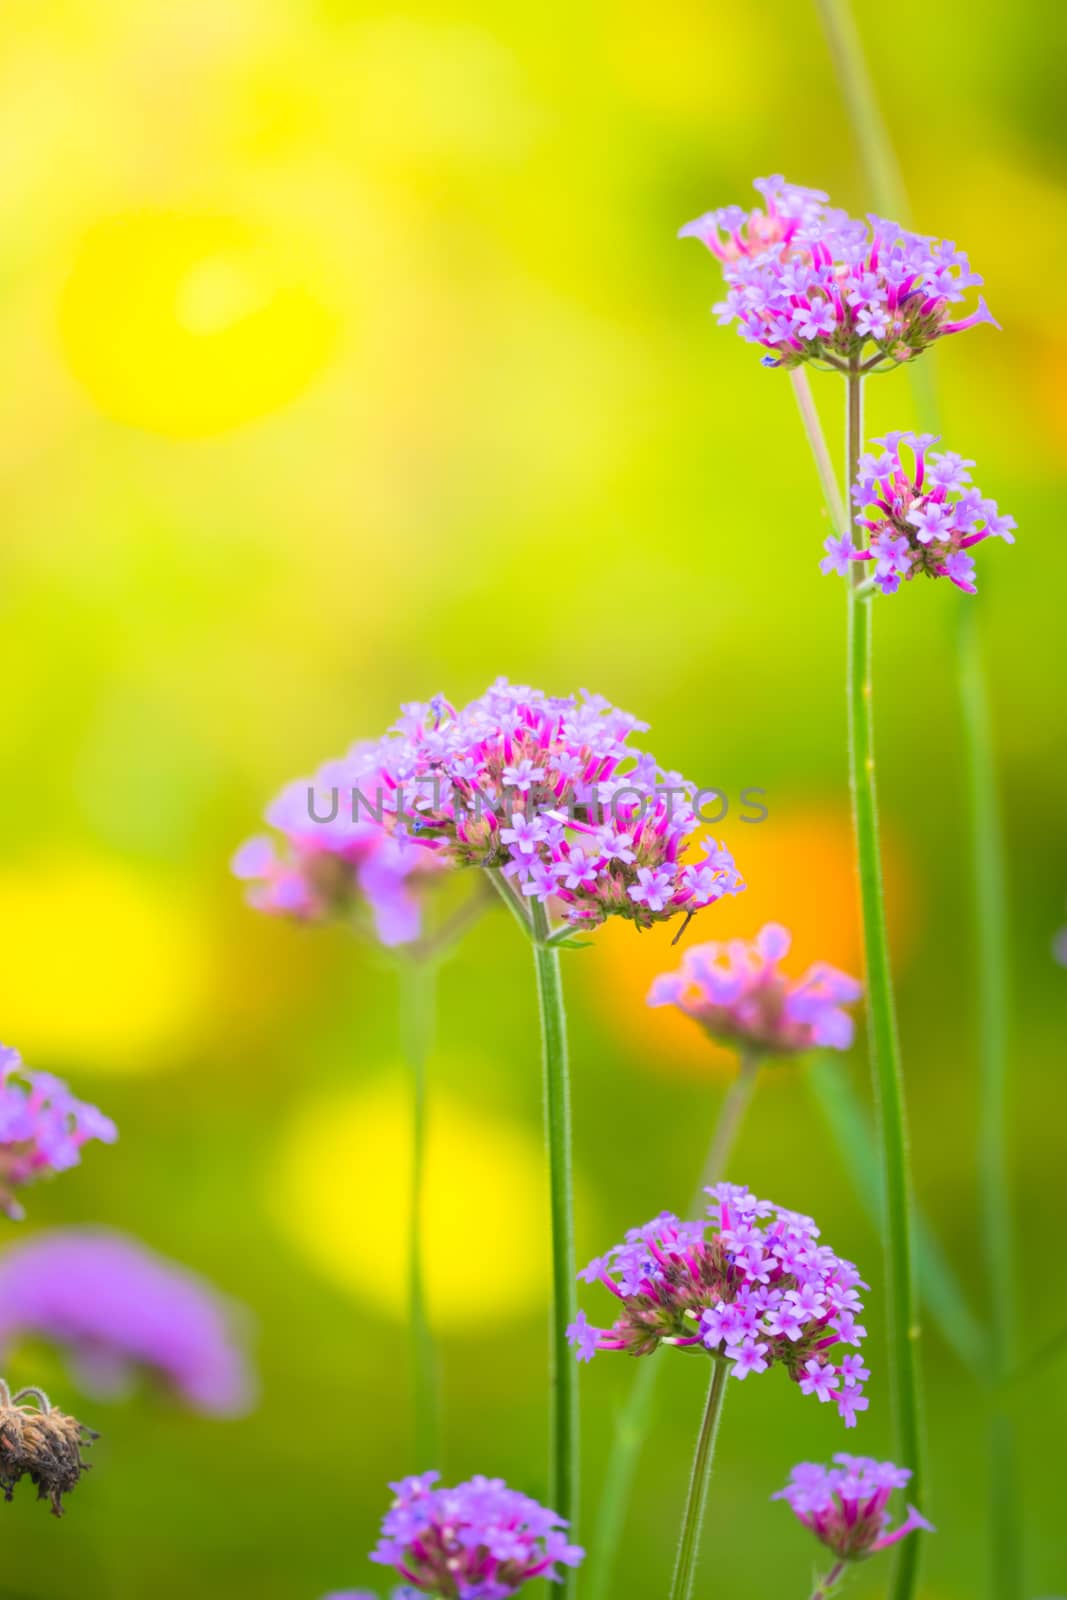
[1,1,1064,1596]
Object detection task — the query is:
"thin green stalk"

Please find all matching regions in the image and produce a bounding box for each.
[528,895,579,1562]
[699,1050,761,1191]
[667,1360,729,1600]
[398,957,440,1469]
[814,5,1018,1593]
[789,369,849,540]
[584,1051,759,1600]
[845,364,924,1600]
[810,1561,847,1600]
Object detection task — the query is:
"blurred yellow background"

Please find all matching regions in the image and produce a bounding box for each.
[1,1,1064,1595]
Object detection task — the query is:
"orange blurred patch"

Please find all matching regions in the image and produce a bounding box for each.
[579,805,916,1076]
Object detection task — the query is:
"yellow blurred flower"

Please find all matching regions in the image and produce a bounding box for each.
[59,210,337,436]
[0,856,211,1072]
[273,1076,550,1331]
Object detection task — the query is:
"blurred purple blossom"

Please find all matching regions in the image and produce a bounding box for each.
[647,924,861,1057]
[0,1227,255,1418]
[0,1046,117,1220]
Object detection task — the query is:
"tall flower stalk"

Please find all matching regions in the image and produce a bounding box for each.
[810,5,1021,1594]
[681,157,1005,1600]
[842,361,924,1600]
[233,735,490,1470]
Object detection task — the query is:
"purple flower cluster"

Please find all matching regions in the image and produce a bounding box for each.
[246,680,743,935]
[370,1471,583,1599]
[680,175,997,370]
[0,1046,117,1221]
[820,433,1016,596]
[774,1455,933,1562]
[0,1228,255,1417]
[568,1183,870,1427]
[647,924,861,1056]
[233,737,440,947]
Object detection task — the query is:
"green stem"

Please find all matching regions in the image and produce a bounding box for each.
[698,1050,761,1192]
[528,895,579,1565]
[810,1560,847,1600]
[584,1051,758,1600]
[789,369,849,540]
[398,957,440,1470]
[812,0,908,222]
[667,1360,729,1600]
[845,364,924,1600]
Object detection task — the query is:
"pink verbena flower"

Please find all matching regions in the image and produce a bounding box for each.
[773,1455,933,1562]
[568,1183,870,1427]
[376,680,743,934]
[647,924,861,1055]
[829,433,1015,596]
[0,1228,255,1416]
[680,175,997,371]
[232,739,442,947]
[0,1046,116,1220]
[370,1471,583,1599]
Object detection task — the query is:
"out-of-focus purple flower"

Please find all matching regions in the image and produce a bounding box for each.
[369,1471,583,1598]
[773,1455,933,1562]
[648,925,861,1056]
[0,1228,255,1417]
[0,1046,117,1221]
[681,175,997,370]
[569,1183,870,1427]
[828,434,1015,596]
[232,736,442,947]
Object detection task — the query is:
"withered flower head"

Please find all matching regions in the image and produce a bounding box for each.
[0,1381,96,1516]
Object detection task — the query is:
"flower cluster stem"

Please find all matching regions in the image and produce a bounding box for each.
[845,365,925,1600]
[667,1359,729,1600]
[809,1560,847,1600]
[699,1050,761,1192]
[527,896,579,1573]
[398,956,440,1471]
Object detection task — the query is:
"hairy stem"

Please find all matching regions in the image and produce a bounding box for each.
[668,1360,729,1600]
[845,365,924,1600]
[810,1560,847,1600]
